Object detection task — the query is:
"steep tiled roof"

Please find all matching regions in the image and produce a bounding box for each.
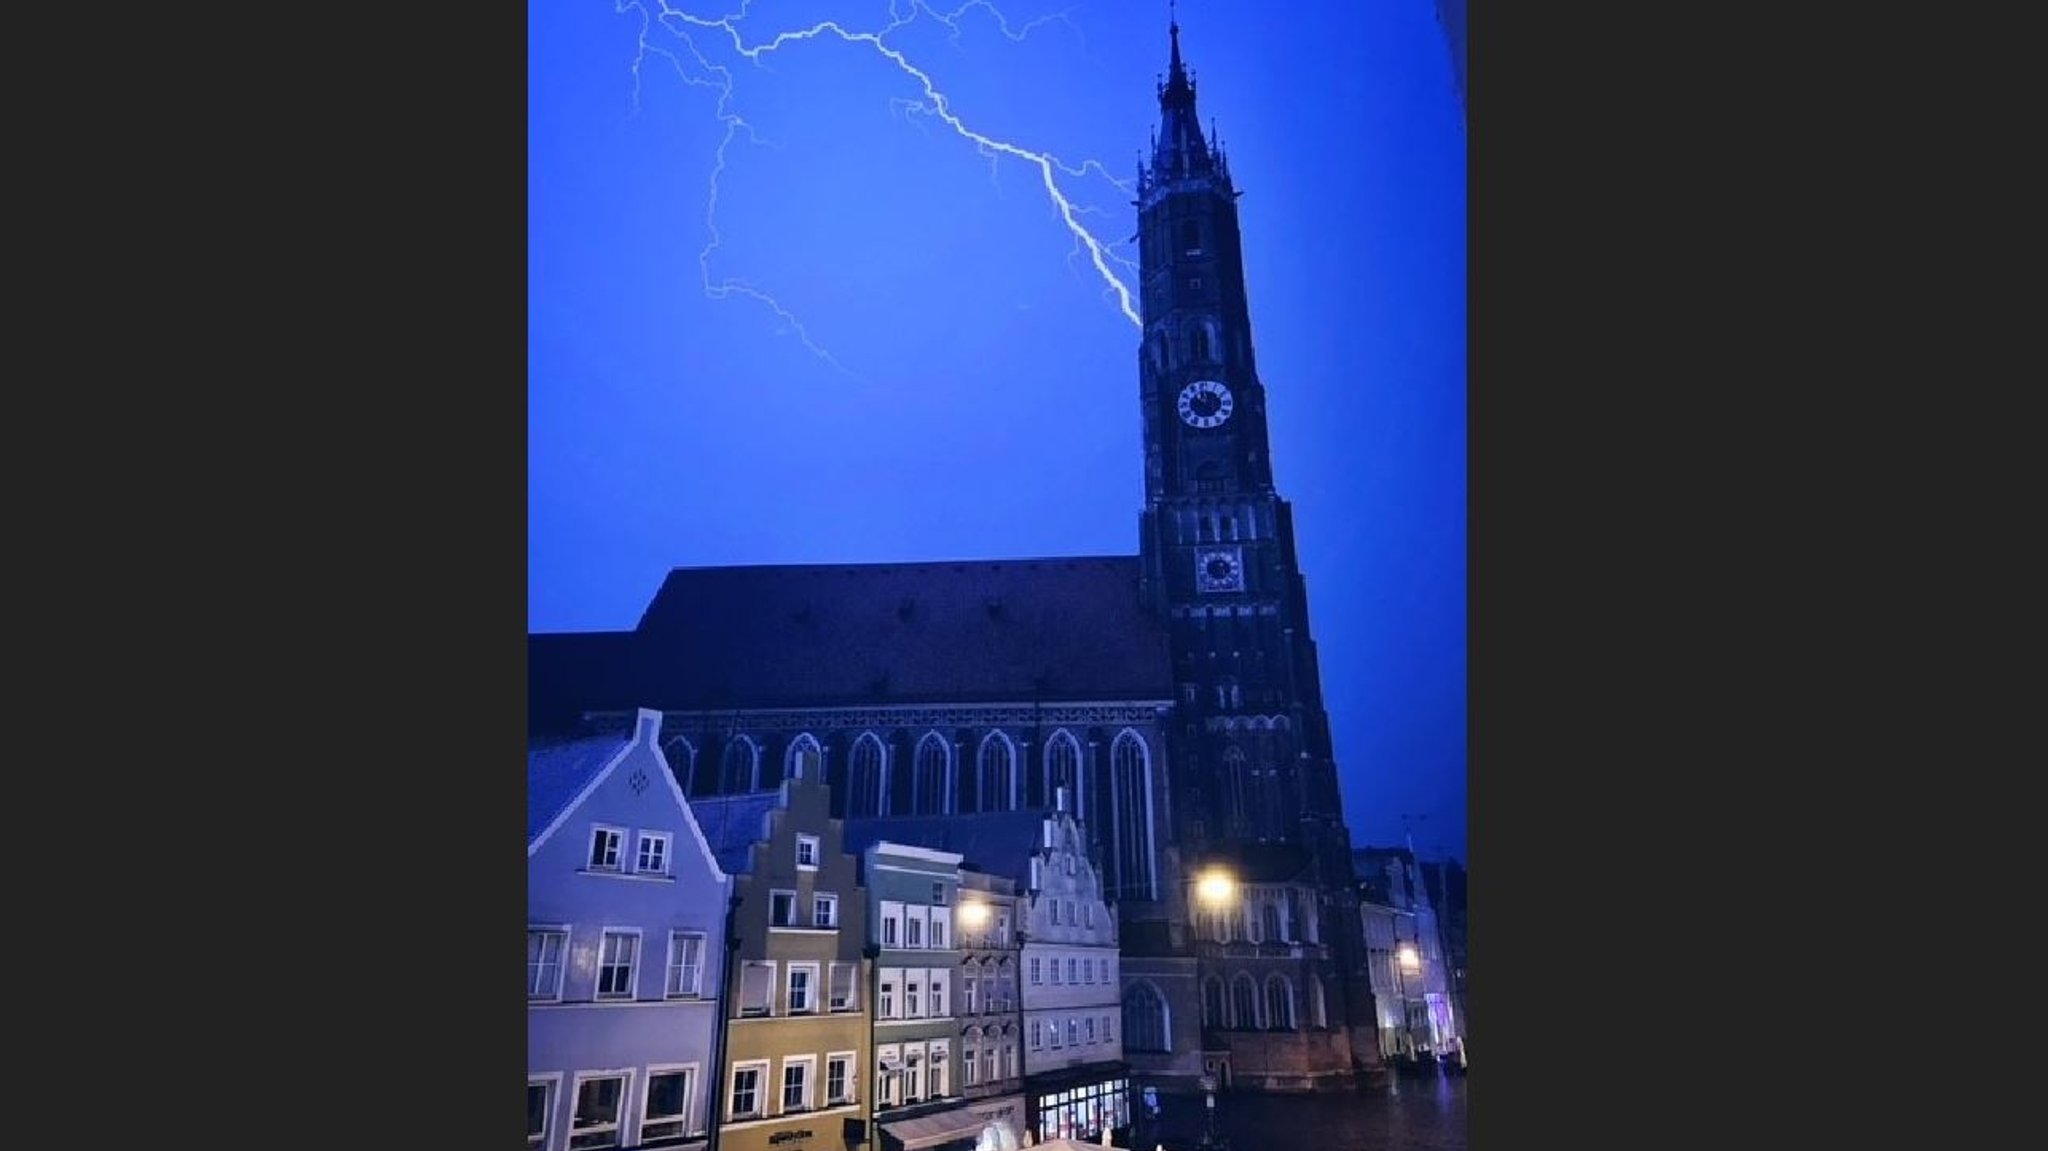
[528,734,628,844]
[687,791,782,875]
[842,810,1051,888]
[530,557,1173,718]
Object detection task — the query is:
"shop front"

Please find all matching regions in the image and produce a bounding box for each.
[1023,1064,1129,1145]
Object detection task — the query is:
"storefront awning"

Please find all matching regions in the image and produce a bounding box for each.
[881,1108,989,1150]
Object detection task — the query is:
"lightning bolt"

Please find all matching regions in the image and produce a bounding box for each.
[615,0,1143,381]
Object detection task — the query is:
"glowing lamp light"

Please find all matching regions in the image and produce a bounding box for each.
[1397,945,1422,973]
[1195,869,1238,907]
[957,901,991,928]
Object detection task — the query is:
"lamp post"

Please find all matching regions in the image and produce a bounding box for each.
[1190,866,1238,1151]
[863,941,881,1151]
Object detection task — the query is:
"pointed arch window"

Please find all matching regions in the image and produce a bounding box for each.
[1123,981,1169,1053]
[720,736,758,794]
[1230,974,1259,1030]
[663,736,699,796]
[785,734,822,781]
[1265,975,1295,1031]
[1111,730,1154,900]
[1044,730,1081,812]
[913,733,949,815]
[849,733,886,818]
[976,732,1015,813]
[1222,746,1249,838]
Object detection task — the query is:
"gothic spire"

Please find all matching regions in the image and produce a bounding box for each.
[1152,3,1213,177]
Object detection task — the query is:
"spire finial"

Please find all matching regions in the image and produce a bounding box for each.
[1166,1,1188,89]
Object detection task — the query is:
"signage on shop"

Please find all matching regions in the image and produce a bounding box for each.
[766,1129,813,1145]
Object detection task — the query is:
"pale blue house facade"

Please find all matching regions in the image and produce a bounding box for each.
[530,708,732,1151]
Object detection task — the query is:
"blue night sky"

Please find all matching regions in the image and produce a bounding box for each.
[529,0,1466,862]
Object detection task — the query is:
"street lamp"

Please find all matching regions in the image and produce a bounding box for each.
[1195,868,1237,909]
[1189,865,1238,1151]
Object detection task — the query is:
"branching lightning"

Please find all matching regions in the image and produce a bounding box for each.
[616,0,1143,379]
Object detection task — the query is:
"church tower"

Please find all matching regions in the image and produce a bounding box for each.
[1133,14,1383,1088]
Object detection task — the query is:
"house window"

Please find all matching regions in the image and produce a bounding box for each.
[879,969,898,1019]
[589,827,623,870]
[963,974,977,1014]
[527,1079,554,1149]
[996,910,1010,942]
[830,961,858,1011]
[1066,1019,1078,1046]
[1049,1019,1062,1048]
[905,975,923,1018]
[881,901,903,947]
[1085,903,1094,927]
[652,932,700,997]
[1030,957,1041,985]
[787,963,818,1013]
[1067,958,1078,984]
[569,1074,627,1150]
[1086,1016,1097,1042]
[877,1045,900,1106]
[740,961,775,1016]
[963,1037,980,1086]
[904,1050,923,1102]
[528,928,567,1000]
[597,931,638,999]
[642,1068,694,1143]
[729,1062,767,1120]
[929,908,948,949]
[932,882,947,905]
[929,969,949,1016]
[770,890,797,927]
[826,1052,854,1105]
[929,1041,950,1097]
[781,1056,814,1112]
[906,913,924,948]
[797,834,820,869]
[814,894,838,928]
[1050,957,1062,985]
[636,831,670,874]
[1031,1020,1043,1050]
[1100,958,1110,983]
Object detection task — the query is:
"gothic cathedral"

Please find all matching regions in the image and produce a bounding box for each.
[529,17,1383,1095]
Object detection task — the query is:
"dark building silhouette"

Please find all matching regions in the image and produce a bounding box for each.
[532,17,1388,1095]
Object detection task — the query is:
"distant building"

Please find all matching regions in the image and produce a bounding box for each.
[858,840,991,1151]
[1354,848,1461,1061]
[1017,798,1127,1143]
[693,774,871,1151]
[955,868,1027,1143]
[528,709,730,1151]
[1418,859,1467,1049]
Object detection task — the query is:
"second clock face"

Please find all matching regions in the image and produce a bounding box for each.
[1177,379,1234,429]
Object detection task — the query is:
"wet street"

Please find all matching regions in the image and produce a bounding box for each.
[1137,1074,1466,1151]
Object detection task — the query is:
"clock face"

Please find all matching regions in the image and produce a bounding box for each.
[1196,548,1244,593]
[1177,379,1234,429]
